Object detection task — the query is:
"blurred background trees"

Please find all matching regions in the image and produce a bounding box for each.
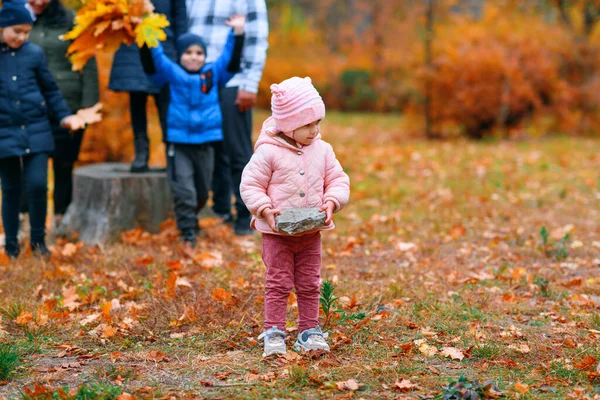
[80,0,600,163]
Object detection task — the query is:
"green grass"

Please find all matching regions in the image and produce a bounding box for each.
[0,344,20,381]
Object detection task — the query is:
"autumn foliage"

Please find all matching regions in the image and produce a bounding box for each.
[62,0,168,71]
[75,1,600,163]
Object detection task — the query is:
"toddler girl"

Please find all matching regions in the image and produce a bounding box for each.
[240,76,350,356]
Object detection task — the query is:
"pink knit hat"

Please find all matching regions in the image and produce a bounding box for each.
[270,77,326,133]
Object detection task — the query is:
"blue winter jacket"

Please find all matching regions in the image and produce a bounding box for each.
[0,42,71,159]
[108,0,187,93]
[147,30,241,145]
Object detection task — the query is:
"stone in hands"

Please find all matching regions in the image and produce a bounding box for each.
[275,208,326,235]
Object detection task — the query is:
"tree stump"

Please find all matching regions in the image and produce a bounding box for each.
[61,163,172,244]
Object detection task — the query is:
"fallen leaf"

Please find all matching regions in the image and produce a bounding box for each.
[15,311,33,325]
[441,347,465,360]
[62,286,81,311]
[508,343,530,353]
[0,316,8,337]
[102,325,117,339]
[116,393,136,400]
[396,242,417,252]
[418,342,438,357]
[61,243,78,257]
[514,382,529,394]
[175,276,193,288]
[336,378,360,391]
[79,313,100,326]
[146,350,168,363]
[394,378,419,392]
[574,356,597,371]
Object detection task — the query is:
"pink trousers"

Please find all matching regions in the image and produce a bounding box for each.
[262,232,322,332]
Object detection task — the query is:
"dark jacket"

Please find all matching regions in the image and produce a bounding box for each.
[142,31,242,145]
[108,0,187,93]
[0,41,71,159]
[29,7,100,161]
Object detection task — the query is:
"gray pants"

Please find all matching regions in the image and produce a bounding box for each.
[167,143,214,240]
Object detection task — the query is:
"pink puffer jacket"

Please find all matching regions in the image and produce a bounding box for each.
[240,117,350,235]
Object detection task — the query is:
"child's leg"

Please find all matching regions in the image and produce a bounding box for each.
[23,153,49,245]
[166,144,198,243]
[293,232,322,332]
[262,234,295,331]
[191,144,215,212]
[0,157,23,250]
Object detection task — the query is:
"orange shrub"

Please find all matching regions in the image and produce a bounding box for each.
[408,7,600,138]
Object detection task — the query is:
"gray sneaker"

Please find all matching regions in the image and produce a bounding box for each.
[294,327,330,352]
[258,326,286,357]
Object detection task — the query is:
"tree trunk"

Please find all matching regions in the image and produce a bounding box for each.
[61,163,173,244]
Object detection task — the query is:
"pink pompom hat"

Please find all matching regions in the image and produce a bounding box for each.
[270,77,326,133]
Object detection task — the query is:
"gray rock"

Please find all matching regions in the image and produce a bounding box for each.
[276,208,326,235]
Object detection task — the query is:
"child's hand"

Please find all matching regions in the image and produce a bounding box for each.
[319,200,336,225]
[60,115,85,132]
[226,14,246,35]
[77,103,103,126]
[262,207,281,232]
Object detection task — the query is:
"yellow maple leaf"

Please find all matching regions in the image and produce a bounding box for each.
[135,13,169,48]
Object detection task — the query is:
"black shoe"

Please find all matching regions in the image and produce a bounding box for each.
[5,240,20,259]
[31,241,51,258]
[234,217,253,236]
[130,132,150,173]
[181,230,196,247]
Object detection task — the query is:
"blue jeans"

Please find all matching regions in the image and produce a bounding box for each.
[0,152,49,245]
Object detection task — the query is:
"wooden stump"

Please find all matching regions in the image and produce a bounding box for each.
[61,163,173,244]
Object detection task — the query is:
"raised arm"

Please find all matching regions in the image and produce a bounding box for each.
[140,43,179,87]
[238,0,269,95]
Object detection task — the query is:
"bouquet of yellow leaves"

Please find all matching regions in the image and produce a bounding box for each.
[61,0,169,71]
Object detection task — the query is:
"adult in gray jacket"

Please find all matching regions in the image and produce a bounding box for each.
[187,0,269,235]
[109,0,187,172]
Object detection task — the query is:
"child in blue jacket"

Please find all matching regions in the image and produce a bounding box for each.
[0,0,84,258]
[140,15,245,252]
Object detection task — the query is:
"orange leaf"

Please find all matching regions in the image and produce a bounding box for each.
[146,350,168,362]
[15,311,33,325]
[0,253,11,266]
[101,301,112,322]
[574,356,598,371]
[134,255,154,266]
[212,287,233,302]
[514,382,529,394]
[165,271,177,298]
[116,393,137,400]
[102,325,117,339]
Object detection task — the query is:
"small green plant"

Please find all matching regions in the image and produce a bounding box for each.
[540,226,550,252]
[539,225,571,260]
[0,344,20,380]
[1,301,26,320]
[533,276,550,296]
[320,281,366,327]
[437,374,505,399]
[288,365,309,387]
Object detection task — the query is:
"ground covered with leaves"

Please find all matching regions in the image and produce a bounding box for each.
[1,112,600,399]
